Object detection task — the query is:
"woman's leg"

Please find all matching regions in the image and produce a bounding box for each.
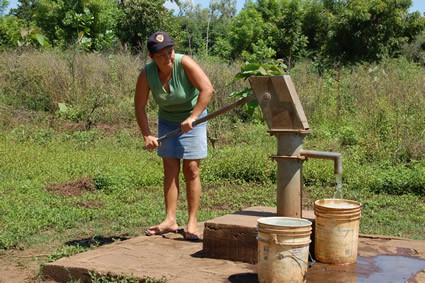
[146,157,180,235]
[182,159,202,238]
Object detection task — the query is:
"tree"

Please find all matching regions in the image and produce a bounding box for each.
[1,1,49,49]
[226,0,308,63]
[173,0,236,57]
[174,2,209,55]
[207,0,236,56]
[31,0,120,50]
[228,2,266,59]
[10,0,37,22]
[0,0,9,16]
[324,0,425,62]
[116,0,174,52]
[301,0,331,55]
[9,0,120,50]
[209,0,236,20]
[267,0,308,65]
[0,15,23,47]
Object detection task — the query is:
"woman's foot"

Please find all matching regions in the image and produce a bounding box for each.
[145,220,179,236]
[184,221,201,241]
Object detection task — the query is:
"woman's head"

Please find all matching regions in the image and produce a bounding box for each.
[147,31,174,55]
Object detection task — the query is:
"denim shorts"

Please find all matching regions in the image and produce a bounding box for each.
[157,110,207,160]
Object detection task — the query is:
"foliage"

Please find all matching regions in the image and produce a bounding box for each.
[401,30,425,65]
[89,272,166,283]
[228,59,287,115]
[174,0,236,56]
[2,0,425,65]
[215,0,425,64]
[227,2,265,59]
[0,0,8,16]
[17,27,50,48]
[34,0,120,50]
[0,50,139,127]
[174,3,209,56]
[232,60,287,81]
[301,0,331,55]
[48,244,90,262]
[263,0,308,66]
[323,0,425,62]
[116,0,173,53]
[0,15,23,47]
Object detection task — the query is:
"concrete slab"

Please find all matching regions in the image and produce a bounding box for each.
[43,207,425,283]
[203,206,315,263]
[43,230,256,283]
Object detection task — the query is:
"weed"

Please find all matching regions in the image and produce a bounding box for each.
[47,245,90,262]
[89,271,167,283]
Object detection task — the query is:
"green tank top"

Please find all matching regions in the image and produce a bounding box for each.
[146,53,199,122]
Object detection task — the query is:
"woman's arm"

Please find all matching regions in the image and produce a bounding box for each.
[134,68,158,150]
[181,55,214,132]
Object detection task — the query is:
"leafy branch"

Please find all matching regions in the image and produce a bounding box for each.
[229,60,287,116]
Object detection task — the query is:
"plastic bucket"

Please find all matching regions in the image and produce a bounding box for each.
[257,217,312,283]
[314,199,362,264]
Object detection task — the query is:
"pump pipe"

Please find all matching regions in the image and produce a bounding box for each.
[299,149,343,174]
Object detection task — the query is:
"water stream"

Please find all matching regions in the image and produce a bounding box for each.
[333,173,343,199]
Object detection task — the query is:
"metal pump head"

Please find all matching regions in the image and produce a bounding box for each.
[249,75,310,132]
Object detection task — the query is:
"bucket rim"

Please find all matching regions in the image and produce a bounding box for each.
[257,228,312,234]
[315,198,362,209]
[257,216,312,227]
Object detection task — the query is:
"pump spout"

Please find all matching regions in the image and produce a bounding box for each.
[299,149,343,174]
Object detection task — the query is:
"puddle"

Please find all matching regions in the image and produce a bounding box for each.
[357,255,425,282]
[306,255,425,282]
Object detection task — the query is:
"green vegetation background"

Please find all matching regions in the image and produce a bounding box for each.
[0,51,424,263]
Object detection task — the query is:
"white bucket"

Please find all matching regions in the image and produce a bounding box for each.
[257,217,312,283]
[314,199,362,264]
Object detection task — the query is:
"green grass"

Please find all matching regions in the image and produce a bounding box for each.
[0,123,424,254]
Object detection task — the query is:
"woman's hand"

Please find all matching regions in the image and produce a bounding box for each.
[144,135,159,152]
[181,117,196,133]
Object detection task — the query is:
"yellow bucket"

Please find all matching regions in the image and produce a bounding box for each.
[257,217,312,283]
[314,199,362,264]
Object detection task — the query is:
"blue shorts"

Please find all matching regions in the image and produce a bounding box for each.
[157,110,208,160]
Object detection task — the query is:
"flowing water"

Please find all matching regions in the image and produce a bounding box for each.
[333,173,343,199]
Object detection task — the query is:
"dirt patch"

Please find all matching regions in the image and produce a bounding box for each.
[0,234,132,283]
[45,177,96,197]
[0,247,56,283]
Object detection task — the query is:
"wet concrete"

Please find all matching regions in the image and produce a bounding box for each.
[306,255,425,283]
[43,207,425,282]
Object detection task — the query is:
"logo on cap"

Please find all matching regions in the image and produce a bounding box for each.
[156,34,164,42]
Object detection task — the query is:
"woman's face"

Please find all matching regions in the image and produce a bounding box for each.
[151,47,174,69]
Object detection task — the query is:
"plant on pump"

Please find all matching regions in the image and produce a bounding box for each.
[229,59,287,116]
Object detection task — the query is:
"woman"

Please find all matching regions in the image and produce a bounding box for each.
[134,31,214,240]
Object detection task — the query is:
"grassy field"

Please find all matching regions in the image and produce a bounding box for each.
[1,120,424,250]
[0,50,424,280]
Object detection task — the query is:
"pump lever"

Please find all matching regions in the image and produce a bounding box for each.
[144,95,256,149]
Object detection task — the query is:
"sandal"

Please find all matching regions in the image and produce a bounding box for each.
[144,226,177,236]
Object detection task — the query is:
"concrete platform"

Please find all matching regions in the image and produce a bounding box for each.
[43,207,425,282]
[203,206,315,263]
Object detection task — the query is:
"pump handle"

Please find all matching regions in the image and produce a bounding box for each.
[143,95,256,149]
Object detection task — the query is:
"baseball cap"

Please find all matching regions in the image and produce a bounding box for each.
[147,31,175,54]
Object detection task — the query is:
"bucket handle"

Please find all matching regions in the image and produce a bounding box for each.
[270,234,311,246]
[270,238,311,269]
